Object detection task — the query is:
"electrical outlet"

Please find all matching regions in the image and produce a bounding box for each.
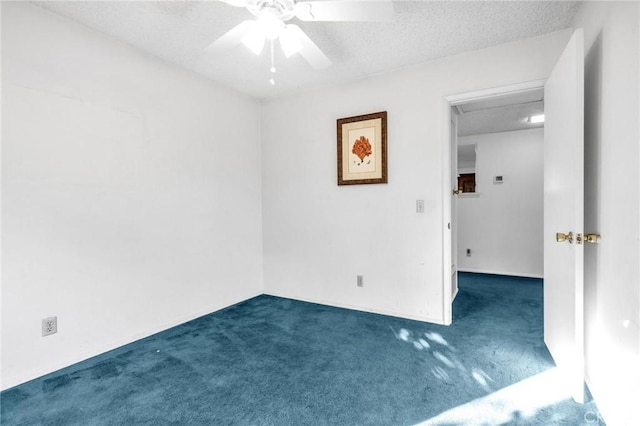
[466,248,472,257]
[416,200,425,213]
[357,275,364,287]
[42,316,57,337]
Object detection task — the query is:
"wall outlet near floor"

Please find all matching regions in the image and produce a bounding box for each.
[357,275,364,287]
[42,316,57,336]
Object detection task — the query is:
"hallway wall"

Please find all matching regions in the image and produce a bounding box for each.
[457,128,543,278]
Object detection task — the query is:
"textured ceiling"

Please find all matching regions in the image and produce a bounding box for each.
[30,1,581,100]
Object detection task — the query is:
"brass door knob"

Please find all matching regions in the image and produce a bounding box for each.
[556,232,574,244]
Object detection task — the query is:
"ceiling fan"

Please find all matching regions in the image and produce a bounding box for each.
[207,0,394,70]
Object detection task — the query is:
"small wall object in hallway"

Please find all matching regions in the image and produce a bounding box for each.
[337,111,387,185]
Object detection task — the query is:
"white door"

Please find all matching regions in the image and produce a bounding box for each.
[543,29,585,403]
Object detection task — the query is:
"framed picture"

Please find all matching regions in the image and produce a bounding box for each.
[337,111,387,185]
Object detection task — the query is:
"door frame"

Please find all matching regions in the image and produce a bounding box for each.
[441,79,546,325]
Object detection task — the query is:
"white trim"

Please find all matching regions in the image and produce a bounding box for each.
[442,99,453,325]
[264,292,444,325]
[446,79,547,106]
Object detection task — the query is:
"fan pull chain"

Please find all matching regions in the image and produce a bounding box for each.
[269,40,276,86]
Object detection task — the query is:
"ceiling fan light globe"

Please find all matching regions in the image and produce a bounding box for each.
[280,26,301,57]
[242,28,266,55]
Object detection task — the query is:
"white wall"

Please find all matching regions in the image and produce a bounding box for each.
[457,129,543,278]
[260,30,571,323]
[1,3,263,390]
[576,2,640,425]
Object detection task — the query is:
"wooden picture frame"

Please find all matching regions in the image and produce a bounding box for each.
[337,111,387,185]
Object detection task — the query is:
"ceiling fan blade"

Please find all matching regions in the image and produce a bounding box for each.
[295,0,394,22]
[285,24,331,69]
[205,20,256,53]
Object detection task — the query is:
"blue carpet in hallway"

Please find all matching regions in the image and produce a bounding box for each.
[1,273,603,425]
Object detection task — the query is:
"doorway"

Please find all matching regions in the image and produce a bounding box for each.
[441,80,546,325]
[453,89,545,279]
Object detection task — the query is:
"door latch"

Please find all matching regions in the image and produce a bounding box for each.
[576,233,601,244]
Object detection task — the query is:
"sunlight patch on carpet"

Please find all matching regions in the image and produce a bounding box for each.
[415,367,573,426]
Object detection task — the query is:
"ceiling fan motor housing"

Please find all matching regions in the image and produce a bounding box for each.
[248,0,302,23]
[256,8,285,39]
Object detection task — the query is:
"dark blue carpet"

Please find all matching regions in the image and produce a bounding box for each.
[1,273,603,425]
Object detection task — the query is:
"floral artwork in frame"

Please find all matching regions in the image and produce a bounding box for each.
[337,111,387,185]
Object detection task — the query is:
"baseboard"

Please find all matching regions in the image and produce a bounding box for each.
[457,268,543,279]
[263,291,445,325]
